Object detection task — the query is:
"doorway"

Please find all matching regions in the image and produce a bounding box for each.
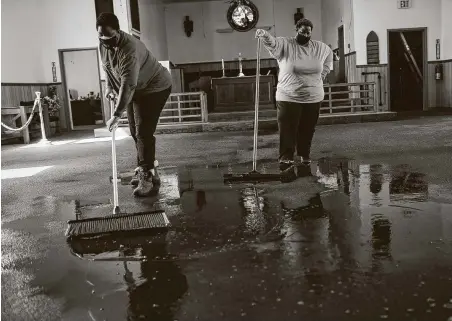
[388,28,427,112]
[338,25,346,82]
[59,48,105,130]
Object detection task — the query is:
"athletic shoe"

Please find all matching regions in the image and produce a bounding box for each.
[132,167,158,197]
[279,160,295,172]
[131,160,159,186]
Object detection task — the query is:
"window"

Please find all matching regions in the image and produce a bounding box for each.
[95,0,114,18]
[129,0,140,32]
[366,31,380,64]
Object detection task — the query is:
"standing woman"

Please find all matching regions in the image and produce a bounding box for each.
[255,18,333,171]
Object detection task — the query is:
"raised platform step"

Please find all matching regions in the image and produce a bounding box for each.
[94,112,397,137]
[208,108,371,123]
[209,109,276,122]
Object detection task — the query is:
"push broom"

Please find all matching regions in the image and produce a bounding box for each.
[66,97,170,238]
[223,37,282,184]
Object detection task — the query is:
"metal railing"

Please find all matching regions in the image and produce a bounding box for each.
[115,83,377,128]
[119,91,208,126]
[159,91,208,125]
[321,82,377,114]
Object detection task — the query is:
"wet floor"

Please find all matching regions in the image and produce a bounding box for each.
[2,157,452,321]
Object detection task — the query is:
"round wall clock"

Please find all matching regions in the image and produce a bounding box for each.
[226,0,259,32]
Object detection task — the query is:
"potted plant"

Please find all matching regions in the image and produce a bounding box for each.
[42,85,61,135]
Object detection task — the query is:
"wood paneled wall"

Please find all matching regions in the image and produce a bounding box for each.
[344,53,389,111]
[342,52,452,111]
[176,58,278,74]
[327,61,341,84]
[1,83,51,106]
[171,68,184,93]
[1,83,69,130]
[427,60,452,108]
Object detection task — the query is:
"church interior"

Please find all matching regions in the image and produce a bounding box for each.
[1,0,451,139]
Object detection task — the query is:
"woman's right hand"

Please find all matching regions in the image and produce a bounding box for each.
[255,29,266,38]
[105,87,115,100]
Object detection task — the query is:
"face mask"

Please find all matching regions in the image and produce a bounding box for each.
[296,34,311,45]
[99,36,117,48]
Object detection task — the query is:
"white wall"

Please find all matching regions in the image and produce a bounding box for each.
[1,0,45,82]
[63,50,101,98]
[164,0,323,64]
[114,0,131,34]
[273,0,322,43]
[1,0,132,83]
[139,0,169,61]
[353,0,442,65]
[441,0,452,59]
[321,0,354,52]
[39,0,101,83]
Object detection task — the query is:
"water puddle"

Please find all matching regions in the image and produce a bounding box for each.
[3,157,452,320]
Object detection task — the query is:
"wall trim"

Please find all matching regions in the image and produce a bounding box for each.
[1,82,62,86]
[174,58,275,67]
[357,63,388,68]
[428,59,452,64]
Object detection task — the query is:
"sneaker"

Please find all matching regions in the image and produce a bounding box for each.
[279,160,295,172]
[131,160,159,186]
[132,167,156,197]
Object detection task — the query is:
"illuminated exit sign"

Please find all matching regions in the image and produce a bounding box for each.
[398,0,412,8]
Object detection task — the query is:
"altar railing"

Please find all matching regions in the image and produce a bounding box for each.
[321,82,378,114]
[119,91,208,126]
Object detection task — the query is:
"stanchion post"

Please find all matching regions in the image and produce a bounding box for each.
[35,92,50,144]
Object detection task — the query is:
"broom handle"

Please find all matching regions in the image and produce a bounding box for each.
[110,98,120,213]
[252,37,261,172]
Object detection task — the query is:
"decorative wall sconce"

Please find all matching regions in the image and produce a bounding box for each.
[184,16,193,37]
[51,62,57,82]
[294,8,304,25]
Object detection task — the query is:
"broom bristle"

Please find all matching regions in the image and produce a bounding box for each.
[66,211,170,237]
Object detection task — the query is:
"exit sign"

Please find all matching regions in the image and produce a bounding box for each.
[398,0,411,8]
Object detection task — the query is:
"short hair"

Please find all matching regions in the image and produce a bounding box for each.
[96,12,120,31]
[296,18,313,31]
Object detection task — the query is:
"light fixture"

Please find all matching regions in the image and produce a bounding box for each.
[294,8,304,25]
[184,16,193,37]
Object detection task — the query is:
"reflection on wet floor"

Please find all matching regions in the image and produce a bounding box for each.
[3,157,452,320]
[67,233,188,320]
[58,157,452,320]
